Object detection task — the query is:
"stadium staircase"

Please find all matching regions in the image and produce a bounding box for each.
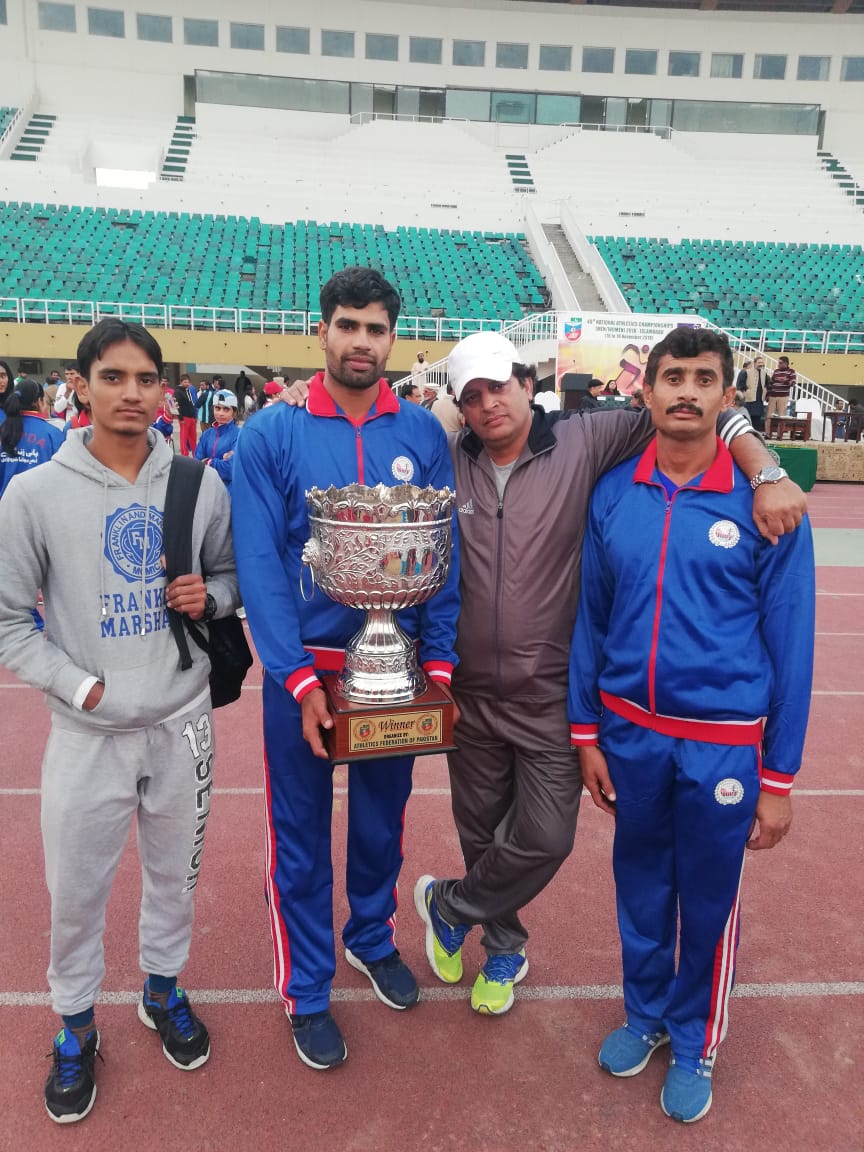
[817,150,864,212]
[506,154,535,193]
[10,113,56,163]
[161,116,196,181]
[542,223,606,313]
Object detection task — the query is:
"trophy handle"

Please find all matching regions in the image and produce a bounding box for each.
[299,562,317,602]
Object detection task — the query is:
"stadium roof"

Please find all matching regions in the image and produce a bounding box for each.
[503,1,864,12]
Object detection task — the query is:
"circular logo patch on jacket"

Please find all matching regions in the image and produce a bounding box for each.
[714,778,745,805]
[104,505,165,585]
[708,520,740,549]
[392,456,415,482]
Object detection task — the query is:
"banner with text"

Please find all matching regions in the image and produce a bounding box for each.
[556,313,708,396]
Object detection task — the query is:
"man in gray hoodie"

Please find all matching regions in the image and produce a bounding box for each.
[0,319,239,1124]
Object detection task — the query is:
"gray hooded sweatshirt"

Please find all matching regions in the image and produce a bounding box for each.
[0,428,239,732]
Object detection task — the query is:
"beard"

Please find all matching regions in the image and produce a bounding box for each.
[329,357,383,390]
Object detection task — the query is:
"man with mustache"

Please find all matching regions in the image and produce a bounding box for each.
[230,268,459,1071]
[569,326,814,1123]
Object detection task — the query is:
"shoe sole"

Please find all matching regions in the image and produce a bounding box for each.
[472,955,529,1016]
[137,1000,211,1071]
[661,1086,713,1123]
[599,1032,670,1078]
[45,1032,100,1124]
[413,875,462,984]
[344,949,419,1011]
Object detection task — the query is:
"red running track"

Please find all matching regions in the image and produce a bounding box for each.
[0,482,862,1151]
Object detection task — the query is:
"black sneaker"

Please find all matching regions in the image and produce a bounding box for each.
[44,1027,101,1124]
[345,948,420,1010]
[137,983,210,1070]
[289,1010,347,1070]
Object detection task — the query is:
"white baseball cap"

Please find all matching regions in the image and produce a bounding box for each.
[214,390,238,408]
[447,332,524,401]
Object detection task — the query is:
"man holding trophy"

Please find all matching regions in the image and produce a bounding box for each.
[231,268,459,1071]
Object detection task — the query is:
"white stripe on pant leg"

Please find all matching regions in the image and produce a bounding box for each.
[262,755,293,1014]
[706,853,746,1057]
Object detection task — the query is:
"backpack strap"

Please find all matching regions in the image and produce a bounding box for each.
[164,454,206,672]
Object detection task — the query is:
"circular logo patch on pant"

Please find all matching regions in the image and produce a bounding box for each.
[715,778,745,805]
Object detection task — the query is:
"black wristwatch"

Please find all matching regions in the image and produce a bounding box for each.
[201,593,217,622]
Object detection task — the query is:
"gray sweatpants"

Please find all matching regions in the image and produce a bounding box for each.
[435,692,582,955]
[41,698,214,1016]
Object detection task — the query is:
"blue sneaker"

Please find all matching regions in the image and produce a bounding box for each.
[471,950,529,1015]
[414,875,471,983]
[345,948,419,1010]
[661,1055,714,1123]
[288,1010,347,1071]
[137,982,210,1070]
[599,1024,670,1077]
[44,1027,101,1124]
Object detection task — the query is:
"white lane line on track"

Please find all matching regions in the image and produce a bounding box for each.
[3,787,863,798]
[2,981,862,1008]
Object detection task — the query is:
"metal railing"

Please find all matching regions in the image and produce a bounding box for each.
[0,295,518,342]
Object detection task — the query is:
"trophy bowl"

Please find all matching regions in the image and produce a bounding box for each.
[303,483,455,703]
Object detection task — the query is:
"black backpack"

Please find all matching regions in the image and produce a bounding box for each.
[163,455,253,708]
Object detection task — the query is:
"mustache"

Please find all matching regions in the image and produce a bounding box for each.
[666,403,703,416]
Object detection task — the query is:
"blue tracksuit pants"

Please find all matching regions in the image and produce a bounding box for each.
[262,673,414,1015]
[600,710,761,1062]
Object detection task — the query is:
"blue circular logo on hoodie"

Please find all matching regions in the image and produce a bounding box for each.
[104,505,164,585]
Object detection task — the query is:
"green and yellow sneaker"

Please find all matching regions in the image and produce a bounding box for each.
[471,950,528,1016]
[413,875,471,984]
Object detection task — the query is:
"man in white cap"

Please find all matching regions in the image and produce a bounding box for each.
[194,389,240,487]
[413,328,807,1017]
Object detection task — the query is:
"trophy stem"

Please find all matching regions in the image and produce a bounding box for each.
[337,608,427,704]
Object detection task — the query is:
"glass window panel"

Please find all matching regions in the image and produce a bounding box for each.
[582,46,614,74]
[276,26,309,55]
[841,57,864,81]
[419,88,446,118]
[491,90,535,123]
[230,23,264,51]
[351,83,374,117]
[539,45,571,72]
[322,30,354,58]
[536,92,580,124]
[445,88,490,121]
[137,14,171,43]
[711,52,743,79]
[88,8,124,37]
[580,95,606,126]
[669,51,700,78]
[625,49,657,76]
[184,18,218,47]
[397,87,420,117]
[754,54,786,80]
[196,71,350,115]
[38,2,76,32]
[0,1,7,24]
[672,100,818,135]
[453,40,485,67]
[605,97,627,127]
[797,56,829,81]
[496,43,528,70]
[409,37,441,64]
[366,33,398,62]
[650,98,672,130]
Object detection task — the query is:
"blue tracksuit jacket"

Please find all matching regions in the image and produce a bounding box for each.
[195,420,240,487]
[568,436,814,793]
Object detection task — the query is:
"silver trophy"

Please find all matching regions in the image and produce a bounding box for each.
[301,483,455,705]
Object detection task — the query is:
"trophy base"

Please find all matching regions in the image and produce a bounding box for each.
[320,675,456,764]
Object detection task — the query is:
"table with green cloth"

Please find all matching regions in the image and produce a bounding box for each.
[771,444,818,492]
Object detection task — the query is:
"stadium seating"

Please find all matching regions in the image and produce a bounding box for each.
[0,201,544,321]
[591,236,864,333]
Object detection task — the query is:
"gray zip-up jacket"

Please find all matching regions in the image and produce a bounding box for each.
[450,405,748,719]
[0,428,239,731]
